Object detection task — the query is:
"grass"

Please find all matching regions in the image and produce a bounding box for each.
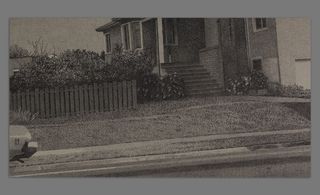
[25,99,311,151]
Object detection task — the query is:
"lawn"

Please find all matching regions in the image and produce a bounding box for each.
[25,96,311,151]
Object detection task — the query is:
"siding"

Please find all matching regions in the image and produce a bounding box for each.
[276,18,311,87]
[247,18,280,82]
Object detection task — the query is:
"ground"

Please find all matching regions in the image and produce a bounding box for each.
[22,96,310,151]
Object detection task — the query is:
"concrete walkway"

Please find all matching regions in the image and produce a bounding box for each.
[10,128,310,175]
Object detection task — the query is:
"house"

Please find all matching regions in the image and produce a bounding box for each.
[96,18,311,95]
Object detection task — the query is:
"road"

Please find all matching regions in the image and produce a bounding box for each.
[11,144,310,177]
[116,155,310,177]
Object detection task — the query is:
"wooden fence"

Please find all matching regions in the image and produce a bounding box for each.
[10,80,137,118]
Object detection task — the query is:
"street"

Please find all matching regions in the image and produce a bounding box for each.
[10,144,310,177]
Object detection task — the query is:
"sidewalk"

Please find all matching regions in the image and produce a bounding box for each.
[10,128,310,176]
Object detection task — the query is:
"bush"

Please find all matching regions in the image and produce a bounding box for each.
[137,73,186,102]
[268,83,311,98]
[225,75,251,95]
[249,70,268,90]
[10,49,107,91]
[109,45,155,81]
[137,73,162,101]
[161,73,186,100]
[225,70,268,95]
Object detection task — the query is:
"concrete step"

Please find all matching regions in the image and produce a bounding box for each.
[189,90,224,96]
[166,68,208,74]
[162,63,203,69]
[177,72,211,78]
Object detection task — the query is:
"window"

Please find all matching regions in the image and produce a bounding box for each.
[122,23,131,50]
[252,58,263,71]
[164,18,178,45]
[253,18,267,32]
[105,33,111,53]
[121,21,143,51]
[131,22,142,49]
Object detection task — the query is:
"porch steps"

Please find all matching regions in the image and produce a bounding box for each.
[162,63,223,96]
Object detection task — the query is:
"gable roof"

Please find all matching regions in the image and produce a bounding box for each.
[96,18,144,32]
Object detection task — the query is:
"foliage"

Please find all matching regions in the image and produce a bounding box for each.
[225,70,268,95]
[137,73,186,102]
[9,45,30,58]
[225,75,251,95]
[249,70,268,90]
[9,109,38,125]
[109,44,154,81]
[10,49,107,91]
[137,73,162,101]
[161,73,186,100]
[267,82,311,98]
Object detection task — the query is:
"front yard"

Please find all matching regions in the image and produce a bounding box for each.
[23,96,311,151]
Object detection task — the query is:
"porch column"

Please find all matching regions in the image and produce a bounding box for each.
[157,17,165,75]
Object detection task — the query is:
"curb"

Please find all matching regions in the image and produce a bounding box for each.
[11,145,310,177]
[10,128,310,169]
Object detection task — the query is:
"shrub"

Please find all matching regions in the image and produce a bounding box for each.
[249,70,268,90]
[110,45,155,81]
[137,73,186,102]
[225,70,268,95]
[161,73,186,100]
[10,49,107,91]
[267,83,310,98]
[225,75,251,95]
[137,73,162,102]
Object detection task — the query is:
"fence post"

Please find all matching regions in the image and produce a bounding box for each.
[108,82,113,111]
[35,88,40,115]
[74,85,79,115]
[45,88,50,118]
[113,82,118,111]
[83,84,89,114]
[30,90,35,114]
[103,82,109,112]
[60,87,65,117]
[69,86,75,116]
[132,80,137,109]
[39,89,45,118]
[50,88,55,118]
[21,91,26,111]
[122,81,127,109]
[93,83,99,112]
[127,81,132,108]
[88,84,94,113]
[26,89,30,112]
[118,82,123,110]
[78,85,84,114]
[99,84,104,112]
[65,86,70,117]
[55,87,60,117]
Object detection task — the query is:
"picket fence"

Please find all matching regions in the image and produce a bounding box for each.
[10,80,137,118]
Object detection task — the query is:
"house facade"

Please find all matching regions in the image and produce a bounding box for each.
[96,17,311,95]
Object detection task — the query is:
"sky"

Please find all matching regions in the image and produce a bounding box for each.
[9,17,111,54]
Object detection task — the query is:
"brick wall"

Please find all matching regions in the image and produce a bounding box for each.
[199,47,224,87]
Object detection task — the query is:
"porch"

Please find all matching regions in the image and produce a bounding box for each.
[140,18,224,95]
